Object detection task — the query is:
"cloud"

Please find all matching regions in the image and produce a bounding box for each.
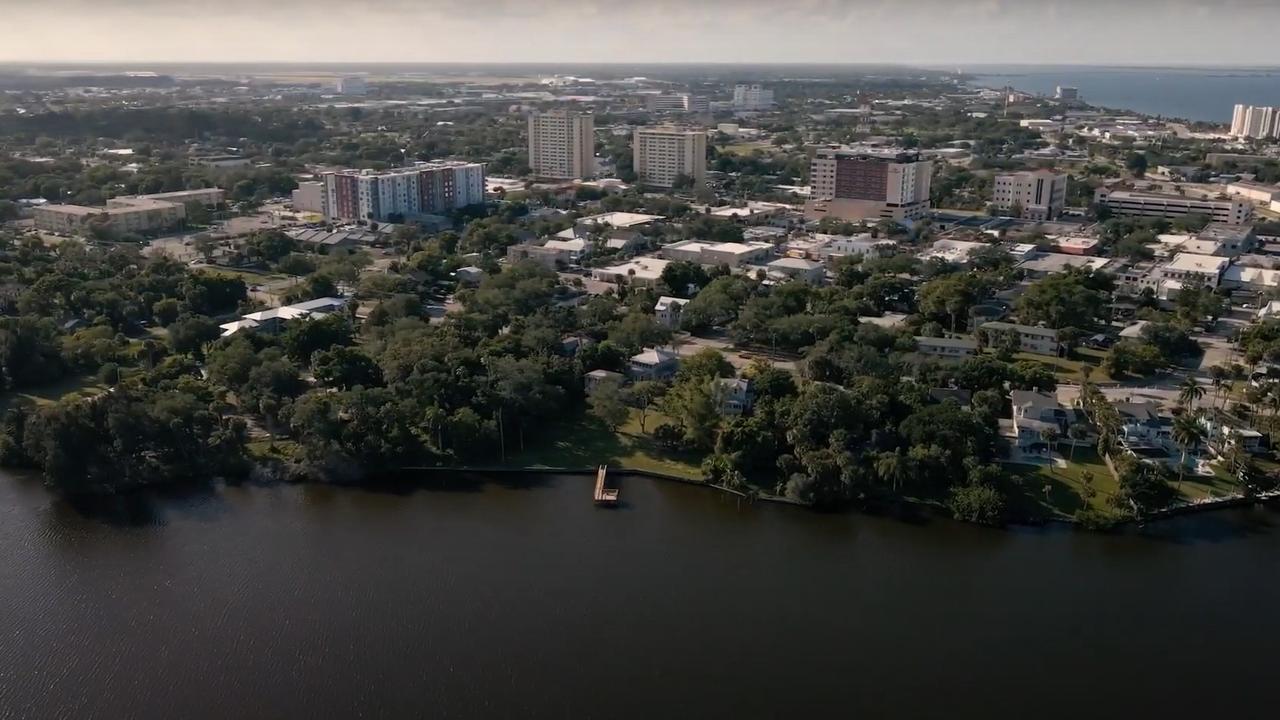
[1,0,1279,64]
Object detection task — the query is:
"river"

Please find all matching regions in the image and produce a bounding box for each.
[1,471,1278,719]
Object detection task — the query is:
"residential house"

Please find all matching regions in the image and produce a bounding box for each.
[716,377,754,416]
[914,335,978,359]
[220,297,348,337]
[628,347,680,380]
[1010,390,1074,449]
[654,296,689,329]
[585,369,625,393]
[979,321,1061,357]
[455,266,485,285]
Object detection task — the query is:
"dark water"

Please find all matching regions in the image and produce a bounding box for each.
[1,472,1279,719]
[970,65,1280,123]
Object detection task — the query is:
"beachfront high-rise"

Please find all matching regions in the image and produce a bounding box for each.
[527,110,596,180]
[1230,104,1280,139]
[321,161,486,223]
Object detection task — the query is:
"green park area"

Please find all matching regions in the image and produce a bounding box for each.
[505,409,704,481]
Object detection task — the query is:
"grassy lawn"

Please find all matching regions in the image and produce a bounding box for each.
[1175,460,1244,502]
[1003,447,1120,520]
[247,439,302,462]
[505,408,705,481]
[0,374,107,411]
[199,267,294,284]
[1013,350,1113,383]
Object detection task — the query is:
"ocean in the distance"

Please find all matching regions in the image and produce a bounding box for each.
[965,65,1280,124]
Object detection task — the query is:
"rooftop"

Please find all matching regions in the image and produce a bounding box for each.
[1165,253,1230,274]
[578,211,663,228]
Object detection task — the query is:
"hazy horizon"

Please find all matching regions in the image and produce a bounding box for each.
[4,0,1280,66]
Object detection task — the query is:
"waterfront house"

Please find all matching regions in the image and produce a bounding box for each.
[1010,390,1074,449]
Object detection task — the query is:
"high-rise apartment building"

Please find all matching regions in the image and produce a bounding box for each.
[804,147,933,221]
[321,161,486,223]
[732,84,774,111]
[1230,104,1280,139]
[992,169,1068,221]
[527,110,596,180]
[633,127,707,188]
[1055,86,1079,101]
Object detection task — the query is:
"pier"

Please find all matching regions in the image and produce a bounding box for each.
[593,465,619,506]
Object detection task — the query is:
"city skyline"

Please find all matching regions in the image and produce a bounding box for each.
[3,0,1280,66]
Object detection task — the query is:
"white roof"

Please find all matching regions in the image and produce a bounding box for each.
[544,238,588,252]
[654,296,689,311]
[242,297,346,323]
[1224,265,1280,288]
[921,239,989,263]
[597,258,670,281]
[1165,253,1229,274]
[578,211,662,228]
[768,257,822,270]
[219,319,260,337]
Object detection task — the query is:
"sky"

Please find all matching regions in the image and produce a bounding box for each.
[3,0,1280,66]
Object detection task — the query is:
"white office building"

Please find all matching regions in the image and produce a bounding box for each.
[732,84,775,111]
[528,111,596,180]
[992,170,1068,221]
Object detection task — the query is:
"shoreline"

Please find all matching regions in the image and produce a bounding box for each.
[387,463,1280,530]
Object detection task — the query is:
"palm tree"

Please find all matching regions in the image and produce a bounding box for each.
[1040,426,1060,473]
[1066,422,1091,462]
[1178,376,1206,409]
[1208,365,1227,409]
[874,451,909,493]
[1171,413,1204,490]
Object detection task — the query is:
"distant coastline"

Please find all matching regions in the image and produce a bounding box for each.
[964,64,1280,123]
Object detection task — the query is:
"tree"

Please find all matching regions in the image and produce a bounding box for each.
[1171,413,1203,490]
[282,314,354,364]
[628,380,666,433]
[167,315,220,358]
[677,348,733,382]
[874,450,909,493]
[1177,376,1205,409]
[587,381,630,431]
[1125,151,1148,178]
[948,484,1006,525]
[151,298,181,326]
[1040,426,1060,473]
[1066,422,1091,461]
[312,346,383,390]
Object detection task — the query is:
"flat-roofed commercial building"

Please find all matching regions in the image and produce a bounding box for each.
[528,110,595,180]
[32,188,224,235]
[1094,188,1252,225]
[805,147,932,222]
[633,126,706,188]
[992,169,1068,221]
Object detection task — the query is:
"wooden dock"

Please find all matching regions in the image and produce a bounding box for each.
[593,465,619,506]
